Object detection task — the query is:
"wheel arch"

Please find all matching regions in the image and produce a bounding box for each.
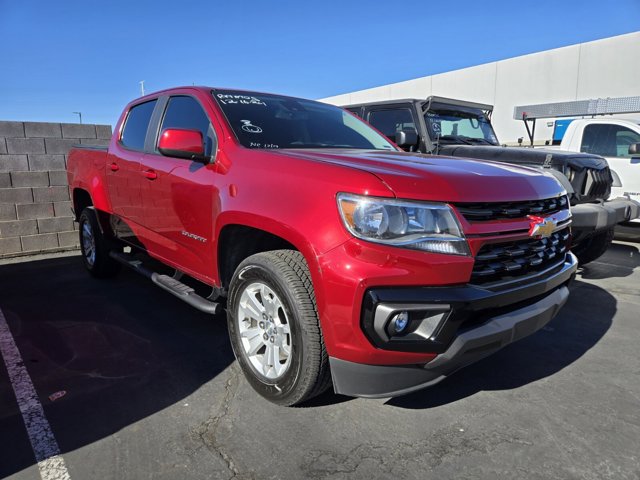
[72,188,93,221]
[215,213,333,343]
[72,188,115,236]
[216,220,318,290]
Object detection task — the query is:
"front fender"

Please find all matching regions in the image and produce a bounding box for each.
[215,210,349,356]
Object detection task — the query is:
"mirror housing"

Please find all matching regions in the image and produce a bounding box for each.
[629,143,640,156]
[158,128,207,162]
[395,129,418,148]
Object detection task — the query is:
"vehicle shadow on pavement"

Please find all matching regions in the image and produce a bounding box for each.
[0,256,236,478]
[0,252,621,475]
[578,242,640,280]
[385,279,615,410]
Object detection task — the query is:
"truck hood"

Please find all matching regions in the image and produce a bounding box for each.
[438,145,609,171]
[270,149,565,203]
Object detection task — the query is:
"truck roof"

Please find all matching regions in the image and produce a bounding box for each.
[340,96,494,112]
[133,85,320,103]
[567,117,640,126]
[340,98,424,108]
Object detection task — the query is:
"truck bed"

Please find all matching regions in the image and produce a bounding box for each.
[73,144,108,151]
[66,145,110,213]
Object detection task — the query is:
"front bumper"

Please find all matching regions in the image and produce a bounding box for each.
[571,197,640,235]
[329,252,576,398]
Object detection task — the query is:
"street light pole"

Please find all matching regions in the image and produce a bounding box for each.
[139,80,145,97]
[73,112,82,124]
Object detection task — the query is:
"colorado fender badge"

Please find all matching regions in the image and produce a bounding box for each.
[528,215,557,238]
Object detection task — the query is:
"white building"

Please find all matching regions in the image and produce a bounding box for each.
[321,31,640,145]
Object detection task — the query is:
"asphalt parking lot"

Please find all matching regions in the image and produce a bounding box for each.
[1,242,639,480]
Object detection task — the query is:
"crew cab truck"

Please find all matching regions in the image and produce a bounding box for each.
[341,97,640,265]
[68,87,577,406]
[514,96,640,225]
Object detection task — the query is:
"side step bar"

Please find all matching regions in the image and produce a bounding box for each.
[109,252,220,314]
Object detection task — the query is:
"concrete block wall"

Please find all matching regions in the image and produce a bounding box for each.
[0,121,112,258]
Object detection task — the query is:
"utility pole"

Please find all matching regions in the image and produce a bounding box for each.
[139,80,145,97]
[73,112,82,124]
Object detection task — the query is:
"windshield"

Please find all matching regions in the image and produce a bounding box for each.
[213,90,396,150]
[424,104,499,146]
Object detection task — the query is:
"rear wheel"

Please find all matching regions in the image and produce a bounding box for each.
[573,227,615,265]
[79,208,121,278]
[227,250,331,406]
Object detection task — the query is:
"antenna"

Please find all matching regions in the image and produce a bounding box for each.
[139,80,145,96]
[72,112,82,124]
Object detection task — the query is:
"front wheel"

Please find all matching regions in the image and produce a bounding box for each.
[79,208,121,278]
[227,250,331,406]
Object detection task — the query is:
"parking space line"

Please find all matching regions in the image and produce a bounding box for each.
[0,308,71,480]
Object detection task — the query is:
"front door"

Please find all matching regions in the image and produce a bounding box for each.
[138,95,219,280]
[366,106,418,151]
[580,123,640,205]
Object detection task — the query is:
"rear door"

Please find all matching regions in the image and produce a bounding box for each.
[106,99,157,228]
[138,94,219,279]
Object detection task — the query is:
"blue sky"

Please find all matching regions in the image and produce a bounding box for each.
[1,0,638,126]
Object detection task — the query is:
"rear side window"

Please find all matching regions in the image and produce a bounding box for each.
[367,108,416,142]
[121,100,157,150]
[160,96,216,156]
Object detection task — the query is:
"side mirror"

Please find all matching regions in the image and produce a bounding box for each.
[629,143,640,156]
[395,129,418,148]
[158,128,207,162]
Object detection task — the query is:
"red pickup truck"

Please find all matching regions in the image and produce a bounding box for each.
[67,87,577,405]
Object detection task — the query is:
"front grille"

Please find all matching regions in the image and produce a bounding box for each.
[582,167,612,200]
[471,227,570,284]
[455,196,568,222]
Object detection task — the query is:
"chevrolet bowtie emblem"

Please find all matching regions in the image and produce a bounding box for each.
[528,215,557,238]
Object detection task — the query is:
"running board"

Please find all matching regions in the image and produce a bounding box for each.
[109,252,219,314]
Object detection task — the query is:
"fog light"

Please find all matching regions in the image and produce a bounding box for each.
[372,303,451,344]
[390,311,410,333]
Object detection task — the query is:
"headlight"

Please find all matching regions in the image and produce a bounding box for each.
[337,193,470,255]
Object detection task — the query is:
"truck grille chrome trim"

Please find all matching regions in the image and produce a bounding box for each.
[471,227,571,285]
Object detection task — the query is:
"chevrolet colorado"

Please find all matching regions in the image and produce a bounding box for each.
[342,97,639,265]
[68,87,577,405]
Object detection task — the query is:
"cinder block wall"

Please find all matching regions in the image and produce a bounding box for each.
[0,121,112,258]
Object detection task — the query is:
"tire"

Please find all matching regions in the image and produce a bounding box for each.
[78,208,121,278]
[572,227,615,265]
[227,250,331,406]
